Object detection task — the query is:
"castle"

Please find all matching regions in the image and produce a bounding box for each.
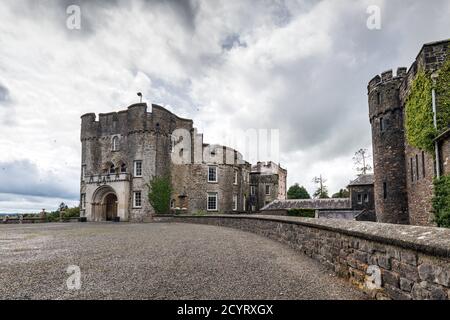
[80,103,286,222]
[368,39,450,225]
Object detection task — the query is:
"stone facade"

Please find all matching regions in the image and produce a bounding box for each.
[80,103,282,221]
[159,214,450,300]
[249,161,287,211]
[261,174,375,221]
[368,39,450,226]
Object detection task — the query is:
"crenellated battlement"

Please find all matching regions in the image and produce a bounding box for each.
[80,103,194,140]
[367,67,407,93]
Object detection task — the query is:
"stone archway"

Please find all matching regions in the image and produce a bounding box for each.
[104,193,118,221]
[91,186,118,221]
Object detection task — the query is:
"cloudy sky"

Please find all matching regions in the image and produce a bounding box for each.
[0,0,449,213]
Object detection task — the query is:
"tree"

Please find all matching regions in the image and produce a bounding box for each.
[332,188,350,198]
[58,202,68,212]
[287,183,311,199]
[353,148,373,175]
[312,175,329,199]
[147,175,172,215]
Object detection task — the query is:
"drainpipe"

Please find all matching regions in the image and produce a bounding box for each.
[431,72,440,179]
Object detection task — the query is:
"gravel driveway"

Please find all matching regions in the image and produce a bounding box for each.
[0,222,367,300]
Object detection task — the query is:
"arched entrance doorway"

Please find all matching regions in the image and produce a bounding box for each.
[104,193,118,221]
[91,186,119,221]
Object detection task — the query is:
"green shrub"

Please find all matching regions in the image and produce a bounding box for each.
[433,175,450,228]
[147,175,172,215]
[63,207,80,219]
[287,209,315,218]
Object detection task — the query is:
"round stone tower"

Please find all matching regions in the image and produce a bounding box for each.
[368,68,409,224]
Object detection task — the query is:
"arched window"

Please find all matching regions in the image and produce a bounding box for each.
[112,136,119,151]
[170,199,175,209]
[120,163,127,173]
[109,164,115,174]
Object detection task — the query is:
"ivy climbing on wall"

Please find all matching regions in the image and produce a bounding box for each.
[405,49,450,154]
[433,175,450,228]
[405,70,434,153]
[435,52,450,132]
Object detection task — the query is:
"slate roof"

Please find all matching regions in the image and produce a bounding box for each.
[261,198,351,211]
[348,174,374,186]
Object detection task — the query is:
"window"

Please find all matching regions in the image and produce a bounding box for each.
[364,194,369,203]
[134,160,142,177]
[422,151,426,178]
[243,196,247,211]
[133,191,142,208]
[170,135,175,153]
[80,193,86,209]
[112,136,119,151]
[265,184,271,195]
[410,158,414,182]
[207,193,218,211]
[357,194,362,204]
[120,163,127,173]
[377,92,381,105]
[234,169,238,185]
[109,164,115,174]
[170,199,175,209]
[415,154,419,181]
[250,186,256,196]
[232,195,237,211]
[380,117,384,132]
[81,165,86,180]
[383,182,387,199]
[208,166,217,182]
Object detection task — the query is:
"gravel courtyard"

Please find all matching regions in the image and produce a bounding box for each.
[0,222,367,300]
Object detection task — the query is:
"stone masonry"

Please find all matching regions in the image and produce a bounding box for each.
[80,103,285,221]
[368,39,450,225]
[159,214,450,300]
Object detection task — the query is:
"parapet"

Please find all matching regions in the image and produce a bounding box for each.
[80,102,196,141]
[367,67,407,93]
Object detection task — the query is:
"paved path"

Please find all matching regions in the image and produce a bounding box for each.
[0,222,367,300]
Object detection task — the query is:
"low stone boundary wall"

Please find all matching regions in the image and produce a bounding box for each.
[156,214,450,300]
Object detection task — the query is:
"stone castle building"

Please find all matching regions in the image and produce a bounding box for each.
[368,39,450,225]
[250,161,287,211]
[261,173,376,221]
[80,103,286,222]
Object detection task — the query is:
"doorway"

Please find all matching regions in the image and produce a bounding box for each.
[104,193,118,221]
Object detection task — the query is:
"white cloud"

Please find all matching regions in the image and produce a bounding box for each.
[0,0,449,211]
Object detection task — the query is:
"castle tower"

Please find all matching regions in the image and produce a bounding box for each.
[368,68,409,224]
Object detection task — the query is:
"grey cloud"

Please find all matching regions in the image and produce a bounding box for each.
[221,34,247,51]
[0,83,10,103]
[0,160,78,200]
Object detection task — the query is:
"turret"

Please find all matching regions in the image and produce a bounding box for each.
[127,103,148,133]
[80,113,98,140]
[368,68,409,224]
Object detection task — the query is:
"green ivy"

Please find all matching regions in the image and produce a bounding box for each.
[435,53,450,131]
[432,175,450,228]
[405,50,450,153]
[147,175,172,215]
[405,69,435,153]
[287,208,315,218]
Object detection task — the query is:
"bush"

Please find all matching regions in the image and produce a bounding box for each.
[147,175,172,215]
[63,207,80,219]
[433,175,450,228]
[287,209,315,218]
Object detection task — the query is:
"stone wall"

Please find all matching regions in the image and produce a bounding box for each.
[368,69,409,224]
[159,214,450,300]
